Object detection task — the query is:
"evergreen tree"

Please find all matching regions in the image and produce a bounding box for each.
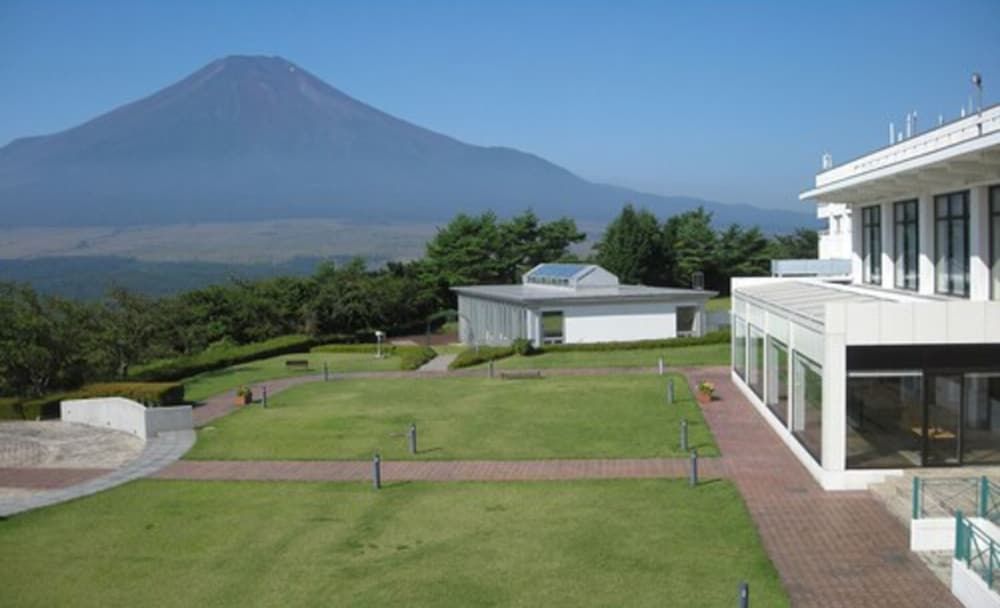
[595,204,664,284]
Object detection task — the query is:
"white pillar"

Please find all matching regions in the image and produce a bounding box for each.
[917,192,935,295]
[850,203,864,284]
[969,185,990,301]
[881,200,894,289]
[822,304,847,474]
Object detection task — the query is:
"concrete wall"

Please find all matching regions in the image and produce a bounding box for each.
[831,301,1000,346]
[952,559,1000,608]
[61,397,193,440]
[560,301,677,344]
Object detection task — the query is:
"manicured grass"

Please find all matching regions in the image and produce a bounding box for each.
[183,352,402,402]
[187,374,717,460]
[706,296,731,312]
[0,479,788,607]
[486,342,730,371]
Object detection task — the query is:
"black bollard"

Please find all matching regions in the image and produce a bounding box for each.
[680,418,688,452]
[324,362,329,382]
[372,453,381,490]
[738,581,749,608]
[408,423,417,455]
[262,385,268,408]
[667,378,675,404]
[689,449,698,487]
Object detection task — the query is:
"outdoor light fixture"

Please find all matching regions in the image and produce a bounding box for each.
[374,330,385,359]
[972,72,983,113]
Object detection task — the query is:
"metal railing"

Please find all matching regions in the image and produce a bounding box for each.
[769,258,852,277]
[954,511,1000,592]
[912,476,999,522]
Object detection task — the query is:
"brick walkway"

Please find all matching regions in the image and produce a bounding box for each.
[0,467,111,489]
[156,457,724,482]
[692,367,959,608]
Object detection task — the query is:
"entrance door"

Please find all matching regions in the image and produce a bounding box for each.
[924,374,962,466]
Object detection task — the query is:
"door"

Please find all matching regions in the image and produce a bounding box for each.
[924,374,962,466]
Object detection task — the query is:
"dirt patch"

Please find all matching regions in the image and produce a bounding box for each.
[0,421,144,469]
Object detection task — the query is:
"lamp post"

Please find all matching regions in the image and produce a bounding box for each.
[374,330,385,359]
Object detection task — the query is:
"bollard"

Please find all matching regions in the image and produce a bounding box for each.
[667,378,675,404]
[408,423,417,455]
[372,453,382,490]
[324,362,329,382]
[658,357,664,376]
[738,581,749,608]
[689,449,698,487]
[680,419,688,452]
[488,359,495,379]
[262,385,268,408]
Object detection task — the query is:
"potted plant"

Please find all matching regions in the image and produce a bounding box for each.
[235,386,253,406]
[696,381,715,405]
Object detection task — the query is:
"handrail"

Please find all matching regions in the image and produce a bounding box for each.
[912,476,983,520]
[954,511,1000,592]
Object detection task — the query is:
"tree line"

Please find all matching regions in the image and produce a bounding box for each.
[0,206,814,398]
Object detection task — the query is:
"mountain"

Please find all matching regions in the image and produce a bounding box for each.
[0,55,815,231]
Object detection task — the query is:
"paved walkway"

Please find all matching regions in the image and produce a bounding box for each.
[0,429,196,518]
[692,367,959,608]
[416,352,457,372]
[0,467,112,490]
[157,457,724,482]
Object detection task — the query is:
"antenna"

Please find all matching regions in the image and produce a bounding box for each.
[972,72,983,113]
[821,152,833,170]
[889,122,895,144]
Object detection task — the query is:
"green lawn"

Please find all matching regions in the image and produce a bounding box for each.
[187,374,718,460]
[183,352,404,402]
[485,342,730,371]
[0,479,788,608]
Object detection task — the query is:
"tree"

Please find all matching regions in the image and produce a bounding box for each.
[498,210,585,281]
[99,286,157,379]
[714,225,771,292]
[663,207,716,288]
[595,204,664,284]
[770,228,819,260]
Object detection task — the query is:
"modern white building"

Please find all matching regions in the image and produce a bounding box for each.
[453,263,716,347]
[731,103,1000,490]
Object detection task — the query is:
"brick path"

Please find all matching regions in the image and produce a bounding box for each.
[0,467,111,489]
[692,367,959,608]
[156,457,723,482]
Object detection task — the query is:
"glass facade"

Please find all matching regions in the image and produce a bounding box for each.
[991,186,999,300]
[791,354,823,462]
[964,374,1000,465]
[541,311,564,344]
[765,338,789,425]
[733,316,746,378]
[935,191,969,297]
[747,326,765,398]
[861,205,882,285]
[893,200,918,291]
[846,373,923,468]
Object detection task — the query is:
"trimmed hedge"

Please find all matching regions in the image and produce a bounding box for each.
[0,382,184,421]
[311,343,400,355]
[400,346,437,370]
[449,346,516,370]
[132,334,316,382]
[538,329,730,353]
[311,343,437,370]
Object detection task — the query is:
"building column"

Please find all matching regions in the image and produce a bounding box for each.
[917,193,935,295]
[881,200,894,289]
[850,203,864,284]
[822,306,847,474]
[970,185,990,301]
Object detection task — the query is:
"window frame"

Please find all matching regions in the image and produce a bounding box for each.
[934,191,970,297]
[893,199,919,291]
[990,185,999,301]
[861,204,882,285]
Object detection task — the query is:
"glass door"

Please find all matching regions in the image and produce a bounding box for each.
[924,374,962,466]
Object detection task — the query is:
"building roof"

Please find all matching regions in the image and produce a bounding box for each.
[453,283,716,306]
[734,280,952,327]
[522,263,619,288]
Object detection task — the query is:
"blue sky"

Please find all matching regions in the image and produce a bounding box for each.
[1,0,998,211]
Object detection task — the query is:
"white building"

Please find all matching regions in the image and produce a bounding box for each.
[453,263,716,347]
[731,103,1000,490]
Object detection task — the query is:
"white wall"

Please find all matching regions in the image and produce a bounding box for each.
[61,397,193,440]
[560,301,677,343]
[952,559,1000,608]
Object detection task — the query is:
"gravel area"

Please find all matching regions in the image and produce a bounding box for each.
[0,421,144,469]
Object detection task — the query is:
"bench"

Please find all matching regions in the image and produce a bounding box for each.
[499,370,543,380]
[285,359,310,370]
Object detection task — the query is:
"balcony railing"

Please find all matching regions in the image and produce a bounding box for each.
[770,258,851,277]
[912,476,1000,523]
[955,511,1000,593]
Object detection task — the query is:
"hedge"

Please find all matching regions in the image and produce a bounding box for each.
[0,382,184,420]
[311,343,437,370]
[537,329,730,353]
[400,346,437,371]
[449,346,516,370]
[131,334,316,382]
[311,343,400,355]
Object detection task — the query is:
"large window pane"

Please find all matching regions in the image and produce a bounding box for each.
[894,200,918,290]
[963,374,1000,465]
[541,311,564,344]
[935,191,969,296]
[748,326,765,398]
[846,373,924,468]
[862,205,882,285]
[733,316,746,378]
[766,338,789,425]
[792,353,823,462]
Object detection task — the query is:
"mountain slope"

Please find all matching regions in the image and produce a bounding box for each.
[0,55,814,231]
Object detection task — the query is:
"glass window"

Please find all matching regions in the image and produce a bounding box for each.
[676,306,696,337]
[791,353,823,462]
[862,205,882,285]
[541,311,563,344]
[963,374,1000,465]
[846,373,924,468]
[733,316,746,378]
[893,200,918,290]
[748,325,765,398]
[934,191,969,296]
[991,186,999,300]
[766,338,789,426]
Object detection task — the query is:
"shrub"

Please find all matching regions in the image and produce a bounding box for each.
[512,338,535,356]
[399,346,437,370]
[449,346,516,370]
[76,382,186,407]
[131,334,316,382]
[538,329,730,353]
[312,342,435,370]
[311,343,398,355]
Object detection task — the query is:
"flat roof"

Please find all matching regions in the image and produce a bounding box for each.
[734,280,952,327]
[453,283,717,306]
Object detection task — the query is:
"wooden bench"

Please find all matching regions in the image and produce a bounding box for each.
[499,370,543,380]
[285,359,310,370]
